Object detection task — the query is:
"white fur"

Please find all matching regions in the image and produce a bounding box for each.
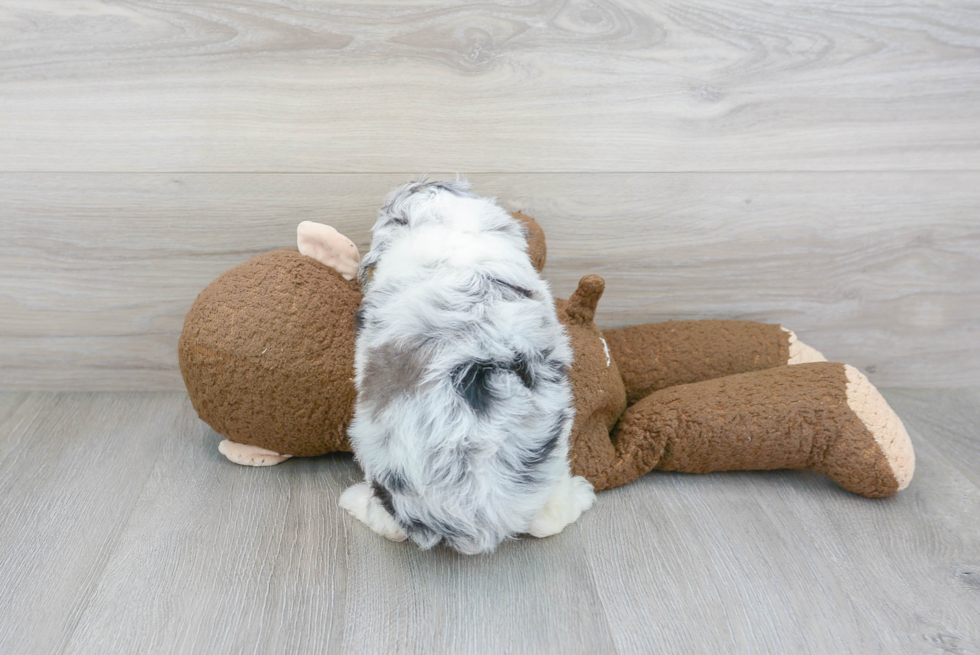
[339,482,408,542]
[341,179,594,554]
[528,473,596,538]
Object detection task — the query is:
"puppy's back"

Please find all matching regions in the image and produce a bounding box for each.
[349,181,575,554]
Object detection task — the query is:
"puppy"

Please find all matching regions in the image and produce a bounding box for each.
[339,179,595,554]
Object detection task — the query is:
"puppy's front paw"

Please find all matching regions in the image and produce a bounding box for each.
[339,481,408,542]
[528,475,596,538]
[339,481,373,520]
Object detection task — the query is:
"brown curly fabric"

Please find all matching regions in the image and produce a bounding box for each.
[178,245,908,498]
[511,211,547,273]
[603,320,791,405]
[557,276,629,486]
[604,363,899,497]
[179,250,360,456]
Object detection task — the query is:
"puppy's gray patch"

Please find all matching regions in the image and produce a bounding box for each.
[362,341,429,419]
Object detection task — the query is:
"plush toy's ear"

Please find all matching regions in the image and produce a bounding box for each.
[511,212,547,273]
[297,221,360,280]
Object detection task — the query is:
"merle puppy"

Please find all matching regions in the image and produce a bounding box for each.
[339,179,595,554]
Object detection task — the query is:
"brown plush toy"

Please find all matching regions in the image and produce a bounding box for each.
[179,215,914,500]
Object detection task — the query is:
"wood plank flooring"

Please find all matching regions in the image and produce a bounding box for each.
[0,389,977,654]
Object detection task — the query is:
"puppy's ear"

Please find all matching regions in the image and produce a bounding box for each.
[297,221,360,280]
[357,249,378,286]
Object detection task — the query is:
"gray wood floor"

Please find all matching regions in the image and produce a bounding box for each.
[0,388,977,655]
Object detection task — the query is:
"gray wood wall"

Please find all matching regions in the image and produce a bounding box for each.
[1,1,978,390]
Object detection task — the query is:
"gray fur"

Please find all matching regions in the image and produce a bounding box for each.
[361,341,430,419]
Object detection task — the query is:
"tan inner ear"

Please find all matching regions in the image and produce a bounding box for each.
[297,221,360,280]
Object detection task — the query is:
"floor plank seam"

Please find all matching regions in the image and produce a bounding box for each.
[52,398,174,655]
[580,528,626,655]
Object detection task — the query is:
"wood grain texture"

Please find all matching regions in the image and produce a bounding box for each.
[0,390,977,654]
[882,387,980,490]
[2,172,977,390]
[60,394,617,655]
[63,396,352,654]
[1,1,976,651]
[0,393,173,654]
[581,387,980,654]
[0,1,978,172]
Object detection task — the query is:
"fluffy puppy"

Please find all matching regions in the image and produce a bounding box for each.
[339,179,595,555]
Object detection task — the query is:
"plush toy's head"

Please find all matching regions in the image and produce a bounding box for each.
[179,249,361,456]
[179,211,559,460]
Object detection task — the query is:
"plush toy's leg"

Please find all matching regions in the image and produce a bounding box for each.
[339,481,408,542]
[527,474,596,538]
[217,439,292,467]
[602,320,826,404]
[603,362,913,497]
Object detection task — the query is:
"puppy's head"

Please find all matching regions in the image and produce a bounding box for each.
[358,178,477,285]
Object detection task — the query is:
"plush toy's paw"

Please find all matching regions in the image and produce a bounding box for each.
[782,328,828,364]
[339,481,408,542]
[838,364,915,494]
[528,474,596,538]
[218,439,292,466]
[297,221,360,280]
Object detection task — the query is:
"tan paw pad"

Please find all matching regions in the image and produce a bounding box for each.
[218,439,292,467]
[843,365,915,491]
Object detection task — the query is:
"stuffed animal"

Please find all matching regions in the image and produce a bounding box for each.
[179,214,914,499]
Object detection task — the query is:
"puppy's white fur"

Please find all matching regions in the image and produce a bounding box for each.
[341,179,594,554]
[338,481,408,542]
